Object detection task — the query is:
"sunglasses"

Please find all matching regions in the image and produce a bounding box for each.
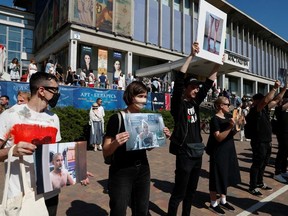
[222,103,230,106]
[42,86,59,94]
[92,107,99,109]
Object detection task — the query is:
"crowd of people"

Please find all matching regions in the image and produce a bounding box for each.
[0,41,288,216]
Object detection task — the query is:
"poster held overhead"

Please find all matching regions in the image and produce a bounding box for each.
[196,0,227,65]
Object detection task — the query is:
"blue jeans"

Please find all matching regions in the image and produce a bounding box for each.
[168,154,202,216]
[249,140,271,189]
[108,163,150,216]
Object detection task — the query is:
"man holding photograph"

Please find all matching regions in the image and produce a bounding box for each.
[167,42,221,216]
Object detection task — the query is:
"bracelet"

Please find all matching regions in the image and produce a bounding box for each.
[272,88,277,91]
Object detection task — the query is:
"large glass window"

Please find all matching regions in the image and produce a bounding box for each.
[8,41,21,51]
[148,0,159,45]
[133,0,146,42]
[8,51,21,62]
[162,0,171,49]
[0,14,8,20]
[9,17,23,23]
[174,0,182,52]
[0,35,6,44]
[184,0,192,54]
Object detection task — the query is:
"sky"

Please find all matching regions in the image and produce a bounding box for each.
[226,0,288,41]
[1,0,287,41]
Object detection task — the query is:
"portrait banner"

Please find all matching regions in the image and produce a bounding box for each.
[98,49,108,75]
[113,0,133,37]
[71,0,95,27]
[80,45,93,74]
[196,0,227,65]
[96,0,113,32]
[124,113,166,151]
[35,141,87,194]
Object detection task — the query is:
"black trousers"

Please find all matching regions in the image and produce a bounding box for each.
[45,195,59,216]
[275,133,288,175]
[168,154,202,216]
[249,140,271,189]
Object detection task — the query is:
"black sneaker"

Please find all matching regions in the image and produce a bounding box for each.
[220,202,235,212]
[257,183,273,191]
[249,188,263,197]
[209,204,225,215]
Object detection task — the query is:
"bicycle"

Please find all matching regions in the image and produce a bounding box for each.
[200,118,210,134]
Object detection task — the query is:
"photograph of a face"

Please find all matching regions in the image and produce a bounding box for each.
[196,0,227,64]
[35,141,87,194]
[123,113,166,151]
[278,68,287,88]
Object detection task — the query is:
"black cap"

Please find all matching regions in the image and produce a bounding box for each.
[252,93,264,101]
[184,76,202,87]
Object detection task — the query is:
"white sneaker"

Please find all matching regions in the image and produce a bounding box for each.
[274,174,287,183]
[281,172,288,178]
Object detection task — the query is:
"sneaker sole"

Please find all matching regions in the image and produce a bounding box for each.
[273,177,287,183]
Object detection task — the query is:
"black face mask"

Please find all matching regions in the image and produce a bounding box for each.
[48,93,60,108]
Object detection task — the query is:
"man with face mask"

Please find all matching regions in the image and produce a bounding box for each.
[167,42,222,216]
[0,72,62,216]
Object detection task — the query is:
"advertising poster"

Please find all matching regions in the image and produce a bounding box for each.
[72,0,95,27]
[196,0,227,64]
[98,49,108,75]
[96,0,113,32]
[80,45,93,75]
[113,0,133,37]
[123,113,166,151]
[35,141,87,194]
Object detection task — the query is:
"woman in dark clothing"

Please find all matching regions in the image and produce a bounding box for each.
[207,96,241,215]
[103,81,171,216]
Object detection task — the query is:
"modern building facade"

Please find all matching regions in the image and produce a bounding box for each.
[10,0,288,97]
[0,5,34,72]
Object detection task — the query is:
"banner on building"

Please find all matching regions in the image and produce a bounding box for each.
[113,0,133,37]
[96,0,113,32]
[278,68,287,88]
[98,49,108,75]
[0,81,167,111]
[71,0,95,27]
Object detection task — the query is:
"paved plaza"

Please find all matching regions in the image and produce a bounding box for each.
[1,133,288,216]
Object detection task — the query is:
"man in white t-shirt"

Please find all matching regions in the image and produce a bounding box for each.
[0,72,62,216]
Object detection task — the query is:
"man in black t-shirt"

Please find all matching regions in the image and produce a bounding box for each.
[248,81,286,197]
[167,42,221,216]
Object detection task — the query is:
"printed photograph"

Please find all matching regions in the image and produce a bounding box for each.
[35,141,87,194]
[123,113,166,151]
[196,0,227,64]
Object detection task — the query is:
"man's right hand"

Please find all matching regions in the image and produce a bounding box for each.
[191,42,200,57]
[13,142,37,157]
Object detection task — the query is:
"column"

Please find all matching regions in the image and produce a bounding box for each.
[125,51,133,76]
[68,39,78,71]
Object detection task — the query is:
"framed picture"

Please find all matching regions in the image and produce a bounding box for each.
[123,113,166,151]
[278,68,287,88]
[196,0,227,64]
[35,141,87,194]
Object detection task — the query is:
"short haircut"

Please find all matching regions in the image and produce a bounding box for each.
[52,153,62,162]
[0,95,9,100]
[29,72,58,95]
[123,81,147,106]
[96,98,102,102]
[17,91,31,101]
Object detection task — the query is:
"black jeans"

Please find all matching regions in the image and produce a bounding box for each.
[168,154,202,216]
[275,133,288,175]
[108,163,150,216]
[249,140,271,189]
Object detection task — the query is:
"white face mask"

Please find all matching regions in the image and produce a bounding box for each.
[134,97,147,110]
